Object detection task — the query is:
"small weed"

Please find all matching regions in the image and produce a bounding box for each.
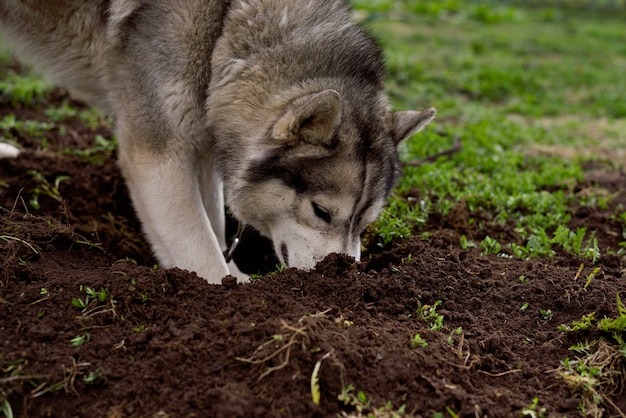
[410,333,428,349]
[338,385,407,418]
[82,369,105,386]
[249,273,263,282]
[70,333,90,347]
[0,391,13,418]
[0,114,54,144]
[62,134,116,165]
[521,397,547,418]
[460,235,477,249]
[71,285,116,317]
[44,100,79,121]
[584,267,601,289]
[446,327,463,345]
[335,315,354,327]
[132,325,146,333]
[480,235,502,255]
[444,407,459,418]
[539,309,553,321]
[416,300,444,331]
[26,170,69,210]
[597,293,626,336]
[559,312,596,333]
[0,72,52,106]
[570,341,595,354]
[272,264,287,274]
[551,226,600,263]
[310,352,331,406]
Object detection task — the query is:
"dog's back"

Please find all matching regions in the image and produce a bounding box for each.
[0,1,111,108]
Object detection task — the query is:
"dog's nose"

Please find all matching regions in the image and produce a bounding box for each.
[280,242,289,267]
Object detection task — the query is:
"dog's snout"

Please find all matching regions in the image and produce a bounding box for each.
[280,242,289,267]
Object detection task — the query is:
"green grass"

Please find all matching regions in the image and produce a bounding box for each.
[353,1,625,258]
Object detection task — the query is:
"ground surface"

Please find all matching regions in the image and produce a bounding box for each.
[1,87,625,418]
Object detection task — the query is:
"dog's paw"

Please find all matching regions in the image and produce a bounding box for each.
[228,260,250,283]
[0,143,20,159]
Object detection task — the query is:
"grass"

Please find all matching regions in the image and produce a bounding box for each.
[350,1,626,261]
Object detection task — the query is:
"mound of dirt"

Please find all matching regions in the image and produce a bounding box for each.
[1,89,625,417]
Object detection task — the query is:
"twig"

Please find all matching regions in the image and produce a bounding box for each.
[236,319,309,382]
[478,369,522,377]
[403,134,462,167]
[0,235,39,254]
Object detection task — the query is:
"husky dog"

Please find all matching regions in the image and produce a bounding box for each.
[0,0,435,284]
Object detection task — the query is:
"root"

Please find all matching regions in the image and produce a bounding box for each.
[236,313,327,381]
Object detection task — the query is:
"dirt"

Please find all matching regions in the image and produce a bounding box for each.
[1,88,625,418]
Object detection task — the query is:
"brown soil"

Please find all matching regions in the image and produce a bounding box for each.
[1,88,625,418]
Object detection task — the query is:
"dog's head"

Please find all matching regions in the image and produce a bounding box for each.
[217,88,435,269]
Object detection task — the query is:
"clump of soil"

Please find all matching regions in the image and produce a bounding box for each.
[1,89,625,417]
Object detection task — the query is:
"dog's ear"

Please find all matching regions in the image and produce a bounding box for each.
[389,107,436,145]
[272,90,342,147]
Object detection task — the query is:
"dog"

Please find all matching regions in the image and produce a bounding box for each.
[0,0,436,284]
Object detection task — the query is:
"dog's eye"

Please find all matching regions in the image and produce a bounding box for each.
[312,202,331,223]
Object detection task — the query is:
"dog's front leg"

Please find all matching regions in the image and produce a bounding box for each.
[119,143,230,284]
[197,153,249,282]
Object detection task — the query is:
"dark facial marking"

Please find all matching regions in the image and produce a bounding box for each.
[312,202,332,224]
[244,150,340,195]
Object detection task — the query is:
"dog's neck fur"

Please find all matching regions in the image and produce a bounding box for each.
[207,0,391,197]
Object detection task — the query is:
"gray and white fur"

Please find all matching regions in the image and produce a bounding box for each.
[0,0,436,284]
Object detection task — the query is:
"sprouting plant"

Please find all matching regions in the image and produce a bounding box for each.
[272,263,287,274]
[569,341,595,354]
[480,235,501,255]
[70,333,90,347]
[0,390,13,418]
[338,385,371,412]
[82,369,105,386]
[446,327,463,344]
[558,312,596,333]
[597,293,626,337]
[584,267,601,289]
[26,170,69,210]
[338,385,407,417]
[71,285,115,314]
[410,333,428,349]
[521,397,547,418]
[551,226,600,262]
[62,134,116,164]
[539,309,553,321]
[132,325,146,333]
[460,235,477,249]
[0,73,52,106]
[310,352,331,406]
[416,300,444,331]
